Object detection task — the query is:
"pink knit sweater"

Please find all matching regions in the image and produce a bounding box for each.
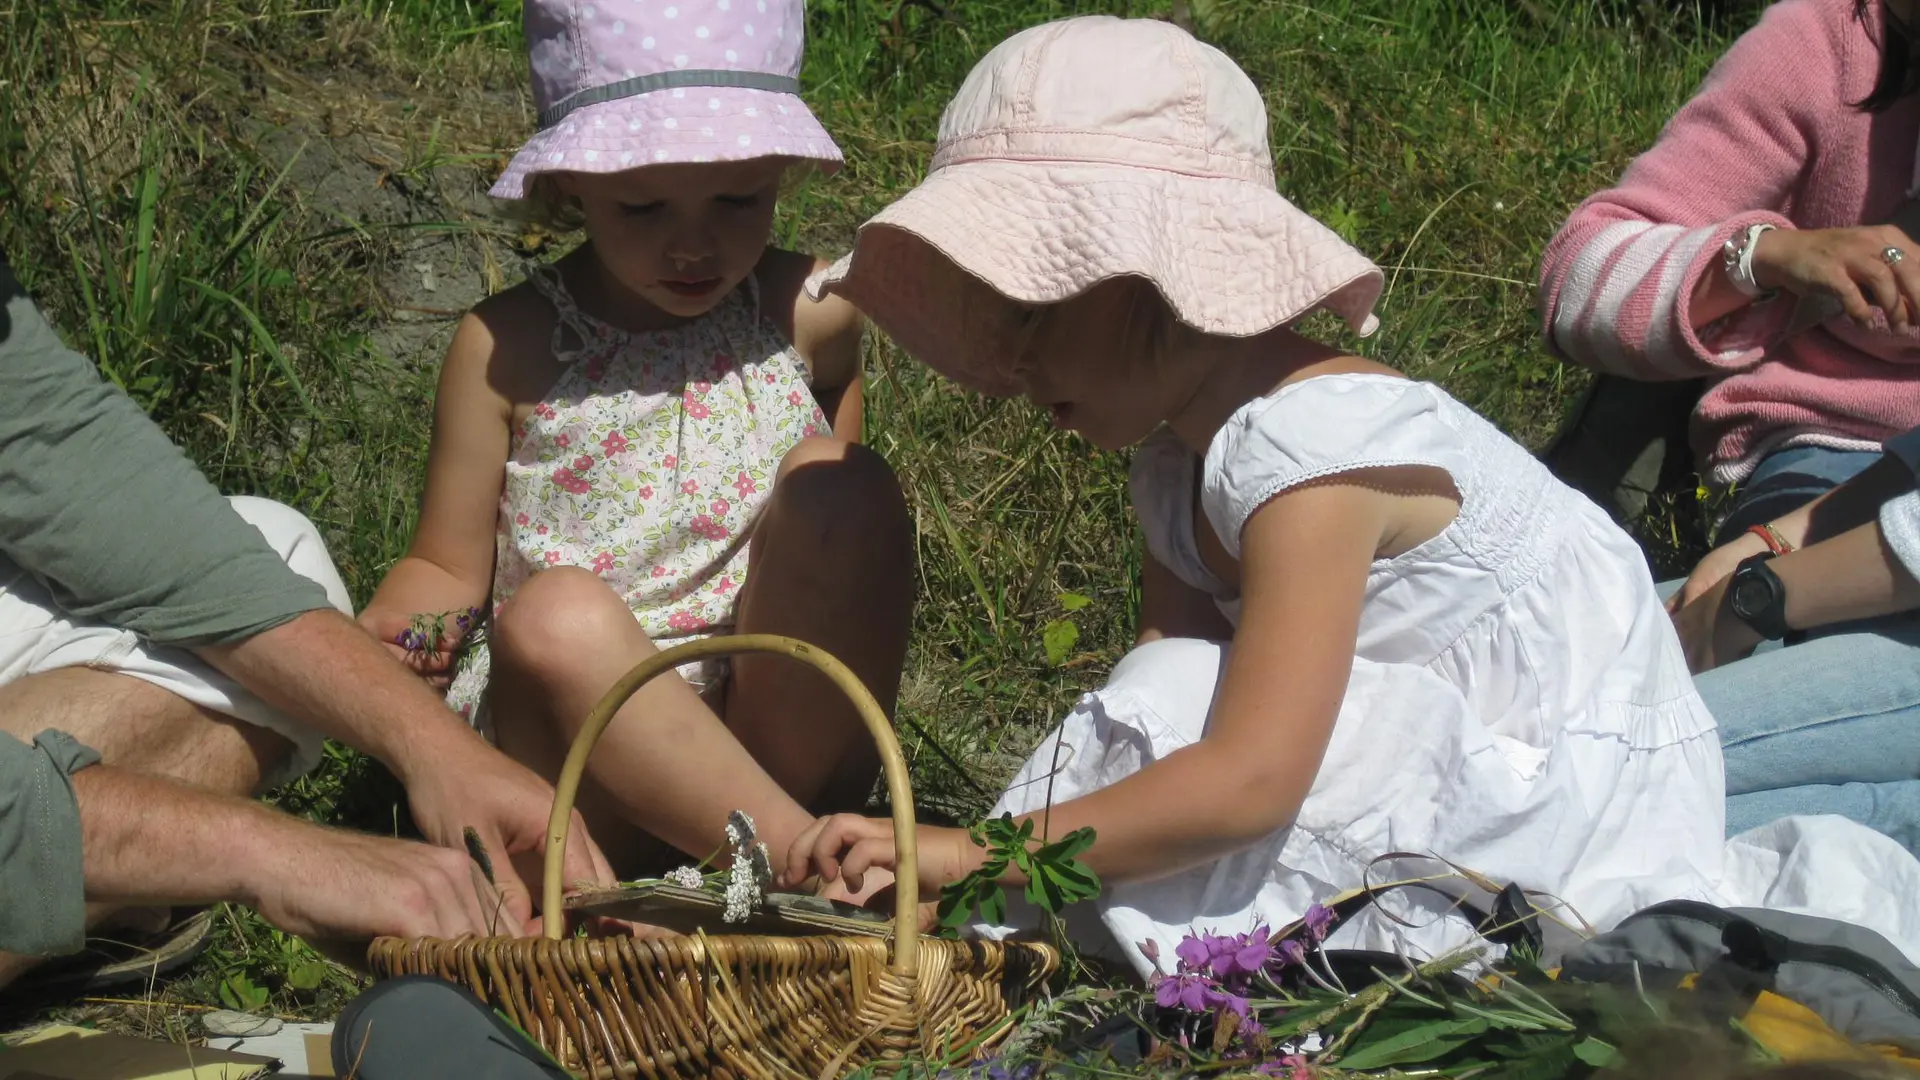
[1539,0,1920,484]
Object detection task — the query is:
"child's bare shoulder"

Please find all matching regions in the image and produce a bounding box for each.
[444,278,569,402]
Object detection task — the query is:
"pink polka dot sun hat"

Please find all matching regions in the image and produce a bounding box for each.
[490,0,843,201]
[807,16,1383,395]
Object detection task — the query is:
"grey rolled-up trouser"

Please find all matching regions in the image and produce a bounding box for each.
[0,728,100,956]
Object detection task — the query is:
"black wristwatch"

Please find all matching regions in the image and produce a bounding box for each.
[1727,552,1792,641]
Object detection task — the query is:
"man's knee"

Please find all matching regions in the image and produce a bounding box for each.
[226,497,352,614]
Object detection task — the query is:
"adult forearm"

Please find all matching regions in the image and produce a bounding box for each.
[1776,521,1920,631]
[1772,455,1918,548]
[73,764,285,908]
[194,608,478,785]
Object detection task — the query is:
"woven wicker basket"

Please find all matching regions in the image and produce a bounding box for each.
[367,634,1059,1080]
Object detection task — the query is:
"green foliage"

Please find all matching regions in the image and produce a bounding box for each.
[1,0,1751,1037]
[936,814,1101,932]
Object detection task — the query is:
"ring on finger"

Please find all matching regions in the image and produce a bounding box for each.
[1885,245,1907,265]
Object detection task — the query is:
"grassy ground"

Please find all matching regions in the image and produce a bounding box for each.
[1,0,1758,1036]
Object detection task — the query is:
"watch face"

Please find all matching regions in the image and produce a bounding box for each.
[1732,576,1771,618]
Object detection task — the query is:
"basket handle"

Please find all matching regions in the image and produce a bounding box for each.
[541,633,920,977]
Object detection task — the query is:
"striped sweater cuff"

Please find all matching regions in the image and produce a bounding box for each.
[1547,212,1791,380]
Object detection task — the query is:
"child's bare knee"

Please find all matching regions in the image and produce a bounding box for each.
[771,439,908,536]
[491,566,633,680]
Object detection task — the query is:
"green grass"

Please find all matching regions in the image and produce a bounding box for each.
[1,0,1756,1032]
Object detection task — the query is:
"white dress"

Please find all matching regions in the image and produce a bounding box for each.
[984,374,1920,975]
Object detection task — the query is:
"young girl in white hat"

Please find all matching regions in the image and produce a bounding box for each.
[361,0,912,881]
[783,15,1920,971]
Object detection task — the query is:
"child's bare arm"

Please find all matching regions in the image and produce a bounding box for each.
[767,250,867,440]
[792,476,1418,894]
[360,309,518,679]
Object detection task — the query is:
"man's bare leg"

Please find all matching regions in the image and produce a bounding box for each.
[0,666,294,989]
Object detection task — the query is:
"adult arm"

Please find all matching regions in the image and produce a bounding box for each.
[0,727,501,957]
[1537,0,1827,379]
[1673,428,1920,670]
[198,607,614,929]
[0,261,333,646]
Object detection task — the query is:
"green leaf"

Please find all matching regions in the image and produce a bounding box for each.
[1059,592,1092,612]
[219,973,269,1012]
[1572,1036,1620,1068]
[977,883,1007,925]
[287,960,328,992]
[1034,827,1096,864]
[1332,1017,1489,1071]
[1041,618,1079,667]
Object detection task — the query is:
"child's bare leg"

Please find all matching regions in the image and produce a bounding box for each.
[728,438,913,814]
[485,566,817,877]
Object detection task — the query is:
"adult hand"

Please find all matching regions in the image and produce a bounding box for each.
[1667,528,1771,614]
[357,606,461,690]
[249,827,506,942]
[1751,225,1920,332]
[403,740,616,933]
[1671,575,1764,675]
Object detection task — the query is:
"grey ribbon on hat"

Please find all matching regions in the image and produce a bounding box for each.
[539,69,801,130]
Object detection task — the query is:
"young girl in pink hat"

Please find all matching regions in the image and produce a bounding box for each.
[783,15,1920,971]
[361,0,912,881]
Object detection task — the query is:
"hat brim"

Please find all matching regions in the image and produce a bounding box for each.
[490,85,843,200]
[809,160,1384,394]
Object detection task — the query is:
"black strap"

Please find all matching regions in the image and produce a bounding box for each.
[538,69,800,129]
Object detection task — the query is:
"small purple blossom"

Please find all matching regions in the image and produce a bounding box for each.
[1304,903,1336,942]
[394,628,428,651]
[1256,1054,1314,1078]
[1276,938,1308,968]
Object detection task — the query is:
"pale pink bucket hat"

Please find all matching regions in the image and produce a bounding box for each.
[490,0,842,201]
[807,16,1383,393]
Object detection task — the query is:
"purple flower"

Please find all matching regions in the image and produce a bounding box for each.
[1153,971,1249,1017]
[1228,927,1273,975]
[1275,938,1308,968]
[1175,934,1210,973]
[1304,904,1336,942]
[1138,937,1163,971]
[1155,972,1214,1012]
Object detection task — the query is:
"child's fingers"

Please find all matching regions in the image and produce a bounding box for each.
[838,836,897,894]
[782,817,836,887]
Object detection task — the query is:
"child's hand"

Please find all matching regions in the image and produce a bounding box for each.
[781,815,979,897]
[358,607,462,689]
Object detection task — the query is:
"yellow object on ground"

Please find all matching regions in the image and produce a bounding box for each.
[0,1023,275,1080]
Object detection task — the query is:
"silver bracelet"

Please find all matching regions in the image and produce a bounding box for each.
[1721,222,1776,300]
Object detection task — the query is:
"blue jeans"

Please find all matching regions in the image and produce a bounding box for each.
[1678,446,1920,855]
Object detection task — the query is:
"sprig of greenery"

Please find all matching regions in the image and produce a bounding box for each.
[936,814,1101,933]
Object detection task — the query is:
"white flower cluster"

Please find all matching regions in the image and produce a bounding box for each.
[721,810,772,924]
[664,865,704,890]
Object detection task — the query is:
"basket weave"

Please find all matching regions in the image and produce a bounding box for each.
[368,634,1059,1079]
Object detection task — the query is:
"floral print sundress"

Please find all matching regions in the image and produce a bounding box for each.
[445,265,828,734]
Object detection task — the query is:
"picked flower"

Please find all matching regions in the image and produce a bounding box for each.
[664,866,704,890]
